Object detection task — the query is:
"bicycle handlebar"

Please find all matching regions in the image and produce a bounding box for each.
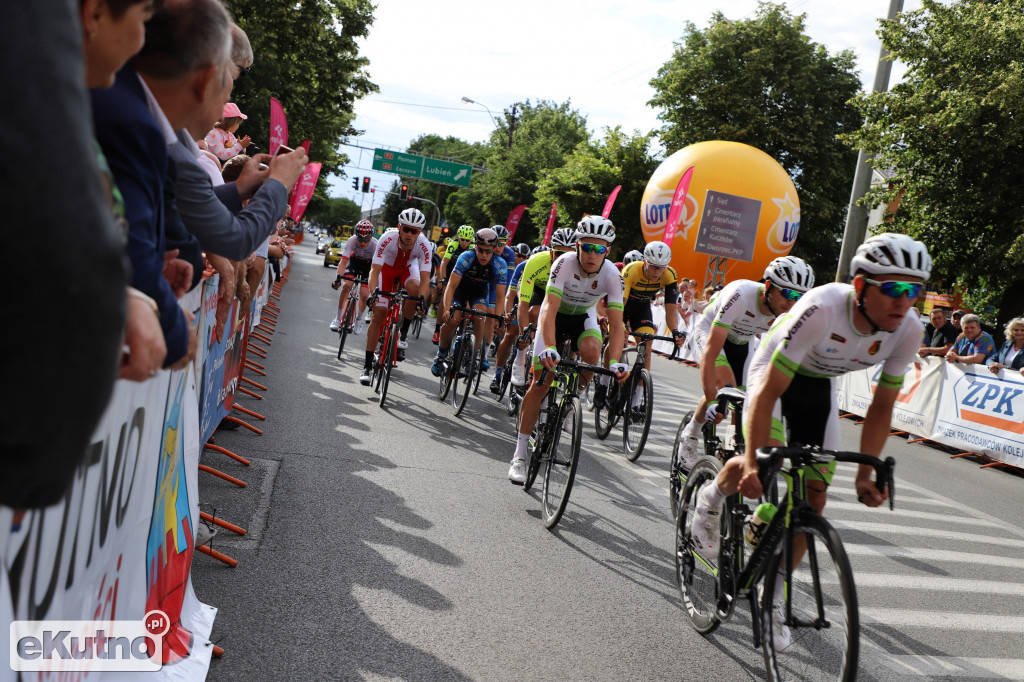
[448,303,505,321]
[755,446,896,510]
[631,331,682,343]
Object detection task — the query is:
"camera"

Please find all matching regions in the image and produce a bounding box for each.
[247,144,262,155]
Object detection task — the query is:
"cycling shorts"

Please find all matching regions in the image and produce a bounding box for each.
[624,297,656,335]
[532,309,601,366]
[344,259,371,283]
[713,339,751,386]
[529,286,546,308]
[487,283,498,308]
[764,372,838,486]
[375,262,421,308]
[452,279,490,309]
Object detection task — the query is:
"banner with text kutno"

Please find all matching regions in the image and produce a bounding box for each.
[932,363,1024,467]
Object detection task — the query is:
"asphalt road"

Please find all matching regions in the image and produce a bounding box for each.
[193,239,1024,681]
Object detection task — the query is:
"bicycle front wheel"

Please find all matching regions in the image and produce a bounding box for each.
[622,369,654,462]
[541,395,582,529]
[670,410,696,518]
[453,333,475,416]
[761,515,858,682]
[472,342,487,396]
[378,320,399,407]
[675,456,724,635]
[336,301,355,359]
[594,382,620,440]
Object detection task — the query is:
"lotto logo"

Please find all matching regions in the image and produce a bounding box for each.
[955,375,1024,433]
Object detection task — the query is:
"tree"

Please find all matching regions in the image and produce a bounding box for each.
[305,196,362,231]
[223,0,377,183]
[648,2,863,277]
[846,0,1024,317]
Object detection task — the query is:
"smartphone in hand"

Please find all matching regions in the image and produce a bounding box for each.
[274,145,294,156]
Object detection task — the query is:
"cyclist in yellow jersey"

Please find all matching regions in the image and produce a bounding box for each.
[433,225,475,343]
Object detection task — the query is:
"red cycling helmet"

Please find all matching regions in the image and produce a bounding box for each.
[355,220,374,239]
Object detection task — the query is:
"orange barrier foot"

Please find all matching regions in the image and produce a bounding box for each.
[223,415,263,435]
[238,386,264,400]
[233,404,266,421]
[247,346,268,359]
[245,362,267,376]
[252,331,273,345]
[199,464,247,487]
[246,359,266,370]
[197,545,238,568]
[213,645,225,658]
[204,443,251,466]
[200,511,247,536]
[241,376,268,391]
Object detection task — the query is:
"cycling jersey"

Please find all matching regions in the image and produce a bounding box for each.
[694,280,775,345]
[443,239,471,263]
[372,229,431,306]
[452,250,508,288]
[517,251,556,304]
[621,260,680,302]
[509,260,528,292]
[497,245,516,279]
[342,235,377,278]
[546,253,624,316]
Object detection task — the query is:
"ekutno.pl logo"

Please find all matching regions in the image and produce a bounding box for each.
[9,610,168,672]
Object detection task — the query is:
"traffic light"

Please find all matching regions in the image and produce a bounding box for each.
[400,184,410,200]
[441,225,451,239]
[351,178,358,191]
[361,177,370,193]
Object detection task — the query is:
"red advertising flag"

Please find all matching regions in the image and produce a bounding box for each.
[299,139,311,156]
[505,204,527,240]
[269,97,288,156]
[662,166,694,243]
[601,185,622,219]
[542,203,558,247]
[288,162,321,222]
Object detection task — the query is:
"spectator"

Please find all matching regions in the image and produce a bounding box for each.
[918,307,958,358]
[988,317,1024,376]
[204,102,251,161]
[945,313,996,365]
[1,0,130,507]
[951,309,965,331]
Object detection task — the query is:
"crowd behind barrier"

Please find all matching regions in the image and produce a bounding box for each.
[0,258,283,681]
[649,300,1024,471]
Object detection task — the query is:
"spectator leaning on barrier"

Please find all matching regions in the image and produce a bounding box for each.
[945,313,996,365]
[951,309,965,331]
[987,317,1024,375]
[918,307,958,358]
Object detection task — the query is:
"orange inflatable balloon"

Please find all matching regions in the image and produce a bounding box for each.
[640,141,801,286]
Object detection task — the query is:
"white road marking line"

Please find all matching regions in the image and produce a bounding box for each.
[844,544,1024,569]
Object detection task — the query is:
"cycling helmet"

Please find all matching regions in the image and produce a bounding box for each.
[574,215,615,244]
[513,243,531,258]
[622,250,644,265]
[531,245,548,255]
[850,233,932,280]
[456,225,475,241]
[763,255,815,292]
[492,225,510,242]
[475,227,499,247]
[397,208,426,230]
[550,228,576,248]
[643,241,672,267]
[355,220,374,238]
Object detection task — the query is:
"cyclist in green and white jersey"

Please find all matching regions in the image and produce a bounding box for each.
[689,233,931,650]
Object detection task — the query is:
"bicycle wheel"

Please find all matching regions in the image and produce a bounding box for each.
[472,342,487,396]
[520,399,545,492]
[378,320,399,407]
[336,300,356,359]
[594,381,621,440]
[670,410,696,518]
[412,314,422,339]
[496,352,513,400]
[370,325,387,389]
[761,516,858,682]
[622,369,654,462]
[541,395,582,529]
[438,353,454,401]
[675,456,724,634]
[453,333,475,416]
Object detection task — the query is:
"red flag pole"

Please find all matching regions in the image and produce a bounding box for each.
[542,203,558,247]
[662,166,695,244]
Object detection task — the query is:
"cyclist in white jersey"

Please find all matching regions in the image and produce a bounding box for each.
[676,257,815,467]
[330,220,377,334]
[689,233,931,650]
[508,216,629,484]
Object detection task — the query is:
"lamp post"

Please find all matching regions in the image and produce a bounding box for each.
[461,96,498,129]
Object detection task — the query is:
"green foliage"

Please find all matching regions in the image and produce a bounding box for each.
[305,196,362,229]
[223,0,377,190]
[846,0,1024,314]
[648,2,863,277]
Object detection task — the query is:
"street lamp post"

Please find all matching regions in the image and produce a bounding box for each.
[461,96,498,129]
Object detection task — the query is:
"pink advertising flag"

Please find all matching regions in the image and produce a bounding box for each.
[289,162,321,222]
[601,185,622,219]
[505,205,527,240]
[542,203,558,247]
[299,139,311,156]
[269,97,289,156]
[662,166,694,243]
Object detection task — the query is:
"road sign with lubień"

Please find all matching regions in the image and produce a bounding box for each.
[372,148,472,188]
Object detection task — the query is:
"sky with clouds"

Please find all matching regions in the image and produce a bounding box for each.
[328,0,921,203]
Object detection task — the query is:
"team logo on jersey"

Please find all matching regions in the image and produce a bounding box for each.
[868,340,882,356]
[830,333,846,344]
[744,311,756,318]
[591,280,599,290]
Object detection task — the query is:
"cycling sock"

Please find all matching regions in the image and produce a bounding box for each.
[597,374,611,387]
[401,317,412,336]
[632,385,643,407]
[438,345,449,357]
[363,351,374,369]
[700,480,725,509]
[683,416,702,439]
[514,432,530,459]
[494,368,503,380]
[434,322,441,333]
[774,568,786,601]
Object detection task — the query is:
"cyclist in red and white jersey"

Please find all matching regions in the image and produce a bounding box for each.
[330,220,377,334]
[360,208,432,385]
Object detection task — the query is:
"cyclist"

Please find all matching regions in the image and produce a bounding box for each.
[360,208,432,385]
[508,216,629,484]
[675,256,815,469]
[483,225,518,367]
[689,233,930,649]
[433,225,475,344]
[490,243,533,392]
[430,228,508,376]
[330,219,377,334]
[594,240,685,412]
[622,249,644,266]
[508,229,576,387]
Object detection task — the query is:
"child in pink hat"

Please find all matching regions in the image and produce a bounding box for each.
[204,103,251,162]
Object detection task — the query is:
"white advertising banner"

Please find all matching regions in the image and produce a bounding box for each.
[932,363,1024,468]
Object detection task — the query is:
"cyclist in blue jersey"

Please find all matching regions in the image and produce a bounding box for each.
[490,242,533,392]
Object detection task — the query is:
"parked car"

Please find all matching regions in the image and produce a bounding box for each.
[316,235,332,254]
[323,239,346,267]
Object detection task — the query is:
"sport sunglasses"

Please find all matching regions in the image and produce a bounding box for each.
[863,278,925,299]
[400,225,421,235]
[579,243,609,255]
[778,287,803,302]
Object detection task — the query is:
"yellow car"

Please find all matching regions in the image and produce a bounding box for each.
[323,238,346,267]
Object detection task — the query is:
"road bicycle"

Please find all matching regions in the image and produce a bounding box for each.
[519,340,619,529]
[409,301,426,339]
[496,322,535,404]
[670,386,747,518]
[333,275,367,359]
[436,303,505,417]
[368,283,422,409]
[594,331,678,461]
[675,445,895,681]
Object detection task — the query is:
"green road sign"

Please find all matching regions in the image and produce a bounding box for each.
[372,148,472,188]
[422,158,472,188]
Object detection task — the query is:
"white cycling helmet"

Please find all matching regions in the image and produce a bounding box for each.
[397,208,426,230]
[574,215,615,243]
[622,250,644,265]
[643,241,672,267]
[764,256,815,292]
[492,225,510,242]
[531,245,548,255]
[850,232,932,280]
[550,228,576,248]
